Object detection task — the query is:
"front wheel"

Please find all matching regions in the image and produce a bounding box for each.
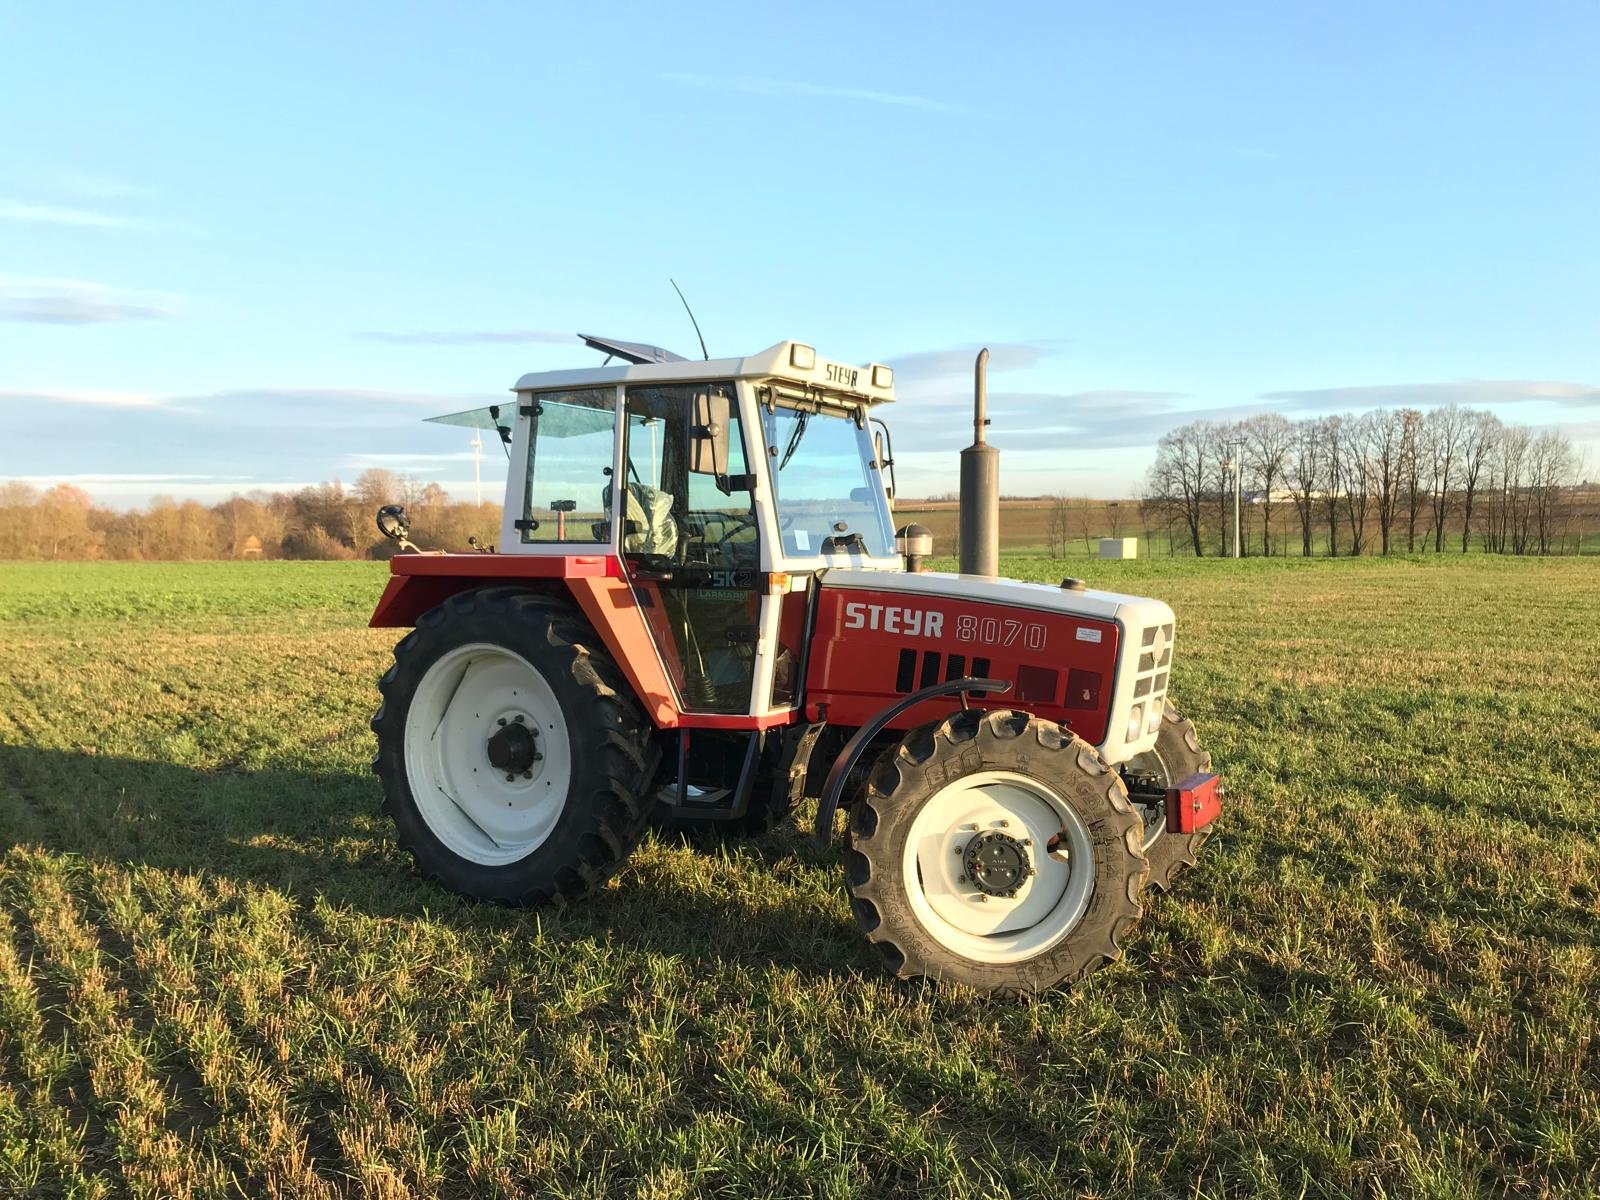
[845,709,1148,994]
[371,587,657,905]
[1123,703,1215,893]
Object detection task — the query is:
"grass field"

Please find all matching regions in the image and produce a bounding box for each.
[1,557,1597,1199]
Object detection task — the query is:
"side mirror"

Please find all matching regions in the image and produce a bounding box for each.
[688,387,731,476]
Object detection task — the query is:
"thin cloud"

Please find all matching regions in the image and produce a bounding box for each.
[0,203,136,228]
[1261,380,1600,412]
[0,388,164,409]
[887,342,1066,385]
[39,170,158,200]
[660,72,972,115]
[347,451,481,465]
[0,277,178,323]
[8,473,224,484]
[355,329,574,346]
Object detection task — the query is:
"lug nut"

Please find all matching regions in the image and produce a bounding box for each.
[513,714,525,724]
[505,773,515,782]
[976,895,988,903]
[497,718,507,726]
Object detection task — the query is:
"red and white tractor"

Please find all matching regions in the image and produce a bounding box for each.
[368,334,1221,993]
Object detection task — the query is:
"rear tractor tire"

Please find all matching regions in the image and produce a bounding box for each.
[371,587,657,905]
[846,709,1148,995]
[1124,703,1215,893]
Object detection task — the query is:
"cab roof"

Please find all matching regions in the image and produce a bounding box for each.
[510,339,897,405]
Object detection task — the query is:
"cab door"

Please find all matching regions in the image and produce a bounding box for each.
[619,382,765,716]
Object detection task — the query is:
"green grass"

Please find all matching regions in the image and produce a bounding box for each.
[1,557,1597,1198]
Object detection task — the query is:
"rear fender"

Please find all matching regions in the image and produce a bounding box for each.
[368,554,680,727]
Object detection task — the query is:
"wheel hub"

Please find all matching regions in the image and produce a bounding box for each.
[485,717,541,776]
[963,830,1032,898]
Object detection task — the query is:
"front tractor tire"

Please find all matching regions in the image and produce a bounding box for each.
[1125,704,1215,893]
[846,709,1149,995]
[371,587,657,905]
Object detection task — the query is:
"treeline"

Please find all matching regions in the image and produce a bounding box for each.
[0,469,501,561]
[1145,408,1592,556]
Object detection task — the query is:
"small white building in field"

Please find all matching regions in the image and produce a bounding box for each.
[1099,537,1137,559]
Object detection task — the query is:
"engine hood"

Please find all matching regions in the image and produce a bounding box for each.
[817,568,1173,630]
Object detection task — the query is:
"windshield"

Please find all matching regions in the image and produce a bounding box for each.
[762,405,895,559]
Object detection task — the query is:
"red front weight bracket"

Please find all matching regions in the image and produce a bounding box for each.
[1165,772,1222,835]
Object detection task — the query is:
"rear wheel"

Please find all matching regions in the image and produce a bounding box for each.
[846,709,1148,994]
[372,587,656,904]
[1124,703,1215,892]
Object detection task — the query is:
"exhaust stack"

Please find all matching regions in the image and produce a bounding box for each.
[958,347,1000,578]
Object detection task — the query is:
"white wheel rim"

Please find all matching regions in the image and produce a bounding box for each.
[403,642,572,866]
[901,770,1095,964]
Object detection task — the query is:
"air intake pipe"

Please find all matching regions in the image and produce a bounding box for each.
[958,347,999,578]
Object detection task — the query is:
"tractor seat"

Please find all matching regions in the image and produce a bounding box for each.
[602,480,679,558]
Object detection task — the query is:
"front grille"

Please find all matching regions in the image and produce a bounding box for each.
[1133,622,1174,711]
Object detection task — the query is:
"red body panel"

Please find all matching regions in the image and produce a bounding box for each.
[368,553,788,731]
[803,585,1120,741]
[369,553,619,627]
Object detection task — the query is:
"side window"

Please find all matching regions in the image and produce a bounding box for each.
[520,388,617,544]
[622,384,756,569]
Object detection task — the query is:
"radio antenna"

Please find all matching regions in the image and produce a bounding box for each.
[669,278,709,361]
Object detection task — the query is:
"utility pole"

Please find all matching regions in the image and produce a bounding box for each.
[470,432,483,505]
[1226,439,1245,558]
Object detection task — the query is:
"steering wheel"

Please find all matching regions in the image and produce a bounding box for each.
[699,511,759,565]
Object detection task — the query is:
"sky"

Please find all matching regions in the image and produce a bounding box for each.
[1,0,1596,506]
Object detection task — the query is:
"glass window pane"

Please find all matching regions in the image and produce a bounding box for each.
[763,407,894,557]
[521,388,617,544]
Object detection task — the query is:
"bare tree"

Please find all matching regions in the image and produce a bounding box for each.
[1528,431,1577,555]
[1146,421,1212,556]
[354,468,405,510]
[1321,416,1344,556]
[1046,494,1071,558]
[1458,410,1499,552]
[1363,409,1405,555]
[1340,415,1374,555]
[1287,418,1324,557]
[1425,406,1463,551]
[1242,413,1293,556]
[35,484,103,560]
[1399,408,1426,552]
[1210,425,1236,556]
[1074,498,1094,554]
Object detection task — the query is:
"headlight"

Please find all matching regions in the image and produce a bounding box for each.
[1146,698,1163,733]
[1126,704,1144,743]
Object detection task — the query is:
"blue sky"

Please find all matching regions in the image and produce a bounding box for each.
[2,0,1596,505]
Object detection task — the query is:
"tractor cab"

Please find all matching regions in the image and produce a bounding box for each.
[426,340,903,718]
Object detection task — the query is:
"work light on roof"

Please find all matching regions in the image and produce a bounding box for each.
[872,365,893,389]
[790,343,816,370]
